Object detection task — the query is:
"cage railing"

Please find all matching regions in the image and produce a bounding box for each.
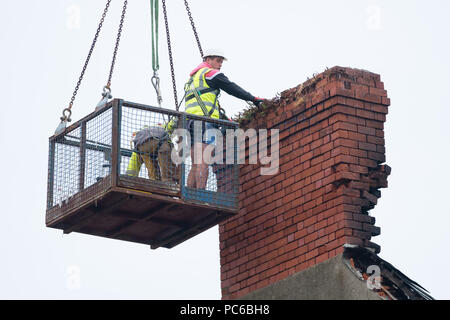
[47,99,239,225]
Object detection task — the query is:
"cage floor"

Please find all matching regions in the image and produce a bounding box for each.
[46,186,236,249]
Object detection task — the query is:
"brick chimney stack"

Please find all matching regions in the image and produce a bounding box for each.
[219,66,391,300]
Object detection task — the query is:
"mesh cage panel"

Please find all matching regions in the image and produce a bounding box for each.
[46,100,240,248]
[85,107,113,189]
[47,100,239,215]
[119,105,180,185]
[49,126,81,208]
[182,116,239,209]
[47,107,113,211]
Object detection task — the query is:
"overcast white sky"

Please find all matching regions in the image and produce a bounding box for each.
[1,0,449,299]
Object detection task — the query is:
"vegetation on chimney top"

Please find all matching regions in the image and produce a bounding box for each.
[234,67,352,127]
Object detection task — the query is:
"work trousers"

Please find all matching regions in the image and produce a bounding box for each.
[127,139,174,182]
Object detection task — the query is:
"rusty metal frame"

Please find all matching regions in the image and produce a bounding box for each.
[46,99,239,248]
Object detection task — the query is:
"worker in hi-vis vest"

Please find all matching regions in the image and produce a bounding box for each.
[185,48,266,189]
[126,124,178,183]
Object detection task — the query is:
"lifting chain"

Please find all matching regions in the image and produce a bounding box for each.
[184,0,203,58]
[161,0,179,110]
[57,0,204,135]
[59,0,112,130]
[96,0,128,111]
[106,0,128,89]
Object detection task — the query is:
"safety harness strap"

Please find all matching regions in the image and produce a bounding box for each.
[185,87,218,102]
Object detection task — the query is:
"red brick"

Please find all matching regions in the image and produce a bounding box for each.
[353,84,370,100]
[335,154,359,165]
[362,93,382,104]
[369,87,388,97]
[335,138,359,149]
[335,171,360,181]
[305,248,319,261]
[349,164,369,174]
[349,148,368,158]
[221,67,388,300]
[347,131,367,142]
[357,125,375,136]
[359,158,378,168]
[315,252,330,264]
[367,151,386,163]
[375,81,385,90]
[366,119,384,129]
[359,142,377,152]
[367,135,384,145]
[315,235,329,247]
[333,121,357,132]
[336,228,353,238]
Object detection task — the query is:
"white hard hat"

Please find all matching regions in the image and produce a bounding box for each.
[203,48,228,61]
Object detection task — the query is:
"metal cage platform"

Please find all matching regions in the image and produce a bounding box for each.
[46,99,239,249]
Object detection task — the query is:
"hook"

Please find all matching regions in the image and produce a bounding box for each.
[151,72,163,107]
[95,86,113,111]
[55,108,72,135]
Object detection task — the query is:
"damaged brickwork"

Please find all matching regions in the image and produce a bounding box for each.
[220,66,391,300]
[342,245,433,300]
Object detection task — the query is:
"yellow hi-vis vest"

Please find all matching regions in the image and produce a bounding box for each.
[185,67,220,119]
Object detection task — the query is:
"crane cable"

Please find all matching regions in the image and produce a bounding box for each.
[159,0,204,112]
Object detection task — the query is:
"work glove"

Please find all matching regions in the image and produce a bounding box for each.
[219,107,230,121]
[253,97,266,108]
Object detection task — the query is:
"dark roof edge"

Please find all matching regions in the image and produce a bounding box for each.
[342,244,434,300]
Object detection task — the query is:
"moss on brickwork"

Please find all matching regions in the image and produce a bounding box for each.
[234,67,354,126]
